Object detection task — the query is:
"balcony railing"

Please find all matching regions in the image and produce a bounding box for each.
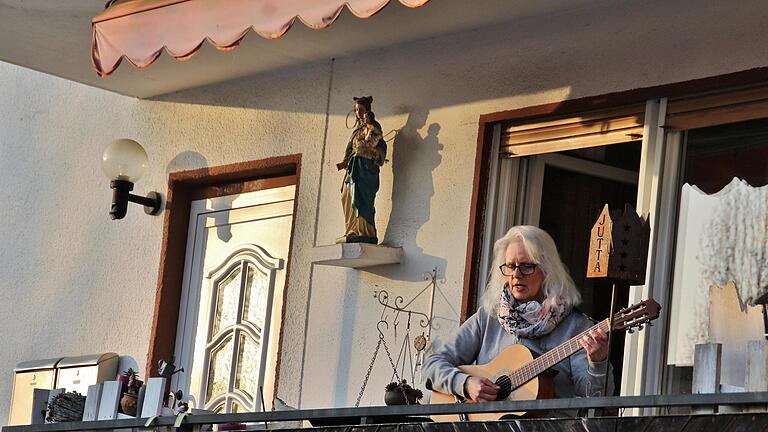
[3,392,768,432]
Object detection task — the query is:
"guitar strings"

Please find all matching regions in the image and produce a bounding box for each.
[506,319,611,390]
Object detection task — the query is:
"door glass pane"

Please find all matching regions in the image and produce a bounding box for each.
[213,266,242,336]
[242,265,269,330]
[232,401,242,413]
[206,336,234,403]
[666,118,768,398]
[234,333,261,400]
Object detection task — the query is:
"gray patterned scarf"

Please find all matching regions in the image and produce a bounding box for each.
[497,284,571,339]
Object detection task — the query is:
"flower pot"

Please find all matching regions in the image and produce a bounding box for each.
[120,393,138,417]
[384,388,420,406]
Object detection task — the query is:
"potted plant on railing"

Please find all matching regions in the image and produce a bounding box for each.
[384,379,423,405]
[119,368,143,416]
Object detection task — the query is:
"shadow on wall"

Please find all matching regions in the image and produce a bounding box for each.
[166,151,233,242]
[165,151,209,175]
[331,270,360,407]
[367,107,446,283]
[118,356,141,377]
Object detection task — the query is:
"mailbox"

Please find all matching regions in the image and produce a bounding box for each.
[55,353,119,396]
[9,358,62,426]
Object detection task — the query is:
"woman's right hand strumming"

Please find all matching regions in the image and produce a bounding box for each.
[464,376,500,402]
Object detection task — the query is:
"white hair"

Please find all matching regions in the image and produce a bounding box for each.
[479,225,581,314]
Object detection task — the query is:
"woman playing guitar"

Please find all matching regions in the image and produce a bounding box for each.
[423,225,612,418]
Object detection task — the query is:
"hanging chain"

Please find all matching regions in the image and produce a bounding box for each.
[382,336,400,384]
[355,337,382,407]
[355,331,402,407]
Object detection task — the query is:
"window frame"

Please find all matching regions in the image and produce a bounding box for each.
[464,70,768,402]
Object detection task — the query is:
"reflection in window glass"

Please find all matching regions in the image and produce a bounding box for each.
[242,266,269,331]
[666,118,768,396]
[213,266,242,336]
[206,336,234,403]
[235,333,262,399]
[202,252,277,413]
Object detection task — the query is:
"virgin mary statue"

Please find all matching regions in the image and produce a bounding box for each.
[335,96,387,244]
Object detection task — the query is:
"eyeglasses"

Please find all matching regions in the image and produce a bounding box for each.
[499,263,537,276]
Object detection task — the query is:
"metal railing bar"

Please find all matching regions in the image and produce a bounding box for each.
[4,392,768,432]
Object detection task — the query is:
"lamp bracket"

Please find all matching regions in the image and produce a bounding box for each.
[128,191,162,215]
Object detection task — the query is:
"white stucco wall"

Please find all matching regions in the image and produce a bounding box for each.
[1,0,768,423]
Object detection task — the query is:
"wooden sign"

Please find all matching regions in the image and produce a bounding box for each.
[587,203,650,285]
[587,205,612,278]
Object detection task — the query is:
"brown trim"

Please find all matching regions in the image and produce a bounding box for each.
[461,67,768,321]
[146,154,301,402]
[188,175,297,201]
[461,121,494,323]
[271,164,301,402]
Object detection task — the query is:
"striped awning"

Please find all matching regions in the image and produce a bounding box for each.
[91,0,430,77]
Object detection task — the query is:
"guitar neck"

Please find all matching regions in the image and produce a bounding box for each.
[508,318,610,389]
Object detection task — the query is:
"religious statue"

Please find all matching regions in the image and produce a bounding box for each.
[336,96,387,244]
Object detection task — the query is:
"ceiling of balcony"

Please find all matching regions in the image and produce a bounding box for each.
[0,0,606,98]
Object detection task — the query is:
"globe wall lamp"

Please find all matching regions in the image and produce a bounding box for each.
[101,139,162,220]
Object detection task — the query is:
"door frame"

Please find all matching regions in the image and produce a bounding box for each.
[177,188,294,410]
[147,154,301,401]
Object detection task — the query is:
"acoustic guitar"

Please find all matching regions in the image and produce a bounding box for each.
[429,299,661,421]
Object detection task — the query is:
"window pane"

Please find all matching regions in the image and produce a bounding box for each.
[234,333,261,400]
[206,336,234,403]
[213,266,242,336]
[242,265,269,331]
[232,401,242,413]
[666,118,768,396]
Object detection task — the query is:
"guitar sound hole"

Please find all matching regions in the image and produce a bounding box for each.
[494,375,512,400]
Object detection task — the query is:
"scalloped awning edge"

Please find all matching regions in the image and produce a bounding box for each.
[91,0,431,77]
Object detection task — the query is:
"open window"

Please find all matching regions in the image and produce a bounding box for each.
[479,105,646,395]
